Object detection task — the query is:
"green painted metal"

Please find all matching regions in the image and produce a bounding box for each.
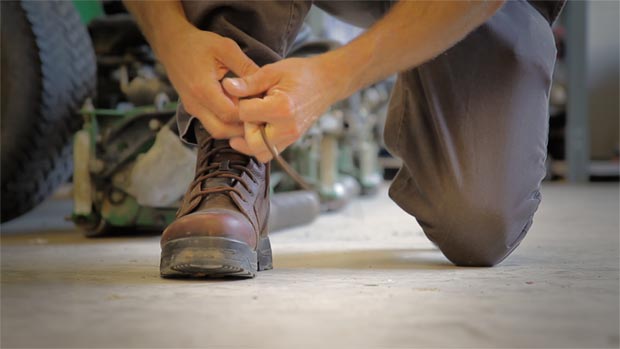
[101,194,176,228]
[72,0,104,25]
[72,104,179,233]
[80,103,177,117]
[102,194,140,226]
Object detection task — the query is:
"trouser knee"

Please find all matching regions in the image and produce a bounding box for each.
[420,196,538,267]
[389,179,541,267]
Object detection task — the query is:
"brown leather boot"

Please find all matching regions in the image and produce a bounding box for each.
[160,124,272,278]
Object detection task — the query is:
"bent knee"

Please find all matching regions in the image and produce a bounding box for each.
[422,199,536,267]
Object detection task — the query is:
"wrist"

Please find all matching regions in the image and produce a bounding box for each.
[150,20,196,60]
[316,38,374,102]
[129,1,197,65]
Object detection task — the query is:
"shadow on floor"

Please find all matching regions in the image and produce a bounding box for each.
[274,248,454,270]
[1,248,455,286]
[0,229,161,245]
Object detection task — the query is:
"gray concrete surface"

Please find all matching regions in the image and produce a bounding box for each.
[1,183,619,348]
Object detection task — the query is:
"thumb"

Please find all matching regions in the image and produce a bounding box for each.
[223,68,276,98]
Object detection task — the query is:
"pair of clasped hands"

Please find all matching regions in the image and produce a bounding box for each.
[164,30,347,163]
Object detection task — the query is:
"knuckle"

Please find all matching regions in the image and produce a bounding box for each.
[257,153,271,163]
[188,83,208,100]
[231,126,244,137]
[240,60,254,76]
[219,108,237,123]
[277,104,290,117]
[183,101,199,116]
[280,94,296,117]
[249,139,268,155]
[221,38,238,52]
[262,63,275,74]
[209,128,227,139]
[290,129,301,139]
[219,116,234,124]
[271,113,290,125]
[248,137,262,151]
[286,123,303,139]
[238,111,251,122]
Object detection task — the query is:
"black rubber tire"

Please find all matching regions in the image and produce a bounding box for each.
[1,1,96,222]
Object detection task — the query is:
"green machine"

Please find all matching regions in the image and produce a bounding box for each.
[1,0,390,232]
[70,77,391,236]
[71,103,181,235]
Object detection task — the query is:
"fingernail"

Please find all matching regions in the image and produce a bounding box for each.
[226,78,244,90]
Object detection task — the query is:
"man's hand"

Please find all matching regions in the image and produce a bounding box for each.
[161,29,260,139]
[128,0,503,147]
[220,0,503,162]
[124,1,259,139]
[222,56,346,162]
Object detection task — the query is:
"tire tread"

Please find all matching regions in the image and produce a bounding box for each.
[1,1,96,222]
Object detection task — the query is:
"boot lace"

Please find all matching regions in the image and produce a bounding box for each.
[187,136,257,203]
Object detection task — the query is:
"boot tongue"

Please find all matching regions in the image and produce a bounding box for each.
[199,144,250,211]
[202,139,250,190]
[210,140,249,167]
[193,124,250,188]
[191,123,251,211]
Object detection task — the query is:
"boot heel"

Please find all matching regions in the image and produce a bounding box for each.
[257,237,273,271]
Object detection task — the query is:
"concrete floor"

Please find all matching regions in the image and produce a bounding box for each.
[1,183,618,348]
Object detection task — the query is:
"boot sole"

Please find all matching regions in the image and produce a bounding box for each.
[160,236,272,278]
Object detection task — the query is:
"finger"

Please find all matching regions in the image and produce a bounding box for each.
[222,67,278,98]
[201,118,243,139]
[229,123,271,162]
[237,93,291,123]
[230,137,274,162]
[230,127,293,163]
[249,123,292,163]
[187,100,244,139]
[252,138,293,163]
[216,38,260,77]
[229,136,252,155]
[201,81,239,123]
[230,136,275,163]
[245,122,271,159]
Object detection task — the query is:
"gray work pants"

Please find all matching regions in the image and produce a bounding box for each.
[177,0,560,266]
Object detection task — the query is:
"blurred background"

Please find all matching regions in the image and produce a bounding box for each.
[1,1,618,232]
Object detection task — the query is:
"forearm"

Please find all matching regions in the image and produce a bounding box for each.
[323,0,505,100]
[125,0,261,138]
[123,1,194,63]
